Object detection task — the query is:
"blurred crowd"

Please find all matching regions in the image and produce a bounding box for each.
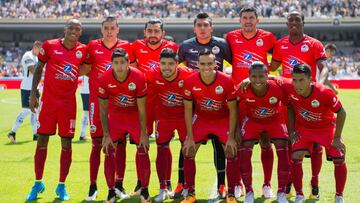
[0,0,358,19]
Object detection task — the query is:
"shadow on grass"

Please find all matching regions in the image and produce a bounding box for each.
[5,140,32,145]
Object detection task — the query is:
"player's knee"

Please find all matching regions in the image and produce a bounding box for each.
[37,135,49,146]
[137,147,148,155]
[291,151,305,160]
[61,137,72,149]
[241,140,255,148]
[333,157,345,165]
[274,140,288,149]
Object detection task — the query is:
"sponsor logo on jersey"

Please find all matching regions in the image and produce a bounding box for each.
[289,58,298,66]
[311,99,320,108]
[167,93,176,101]
[244,53,253,61]
[76,50,83,58]
[269,97,278,104]
[54,50,63,55]
[192,87,202,91]
[189,49,198,53]
[246,98,256,102]
[205,99,213,106]
[95,50,104,54]
[256,39,264,47]
[215,85,223,94]
[235,39,243,44]
[128,82,136,91]
[140,49,148,53]
[212,46,220,55]
[155,80,165,85]
[64,65,72,73]
[105,63,112,70]
[301,44,309,52]
[119,96,128,102]
[281,45,288,49]
[149,62,158,69]
[108,84,117,88]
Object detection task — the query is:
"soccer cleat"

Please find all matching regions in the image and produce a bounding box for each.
[171,183,184,199]
[335,195,345,203]
[234,184,245,198]
[226,193,237,203]
[294,195,305,203]
[33,134,39,141]
[285,183,293,199]
[154,189,169,202]
[218,184,227,199]
[85,184,98,201]
[166,180,172,192]
[79,135,90,141]
[277,192,289,203]
[262,185,275,198]
[104,188,116,203]
[131,180,142,196]
[26,181,45,201]
[309,185,320,199]
[115,186,130,199]
[55,183,70,201]
[180,193,196,203]
[7,131,16,143]
[244,191,255,203]
[149,133,156,139]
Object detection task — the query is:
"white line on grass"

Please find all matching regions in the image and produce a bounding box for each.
[0,98,19,105]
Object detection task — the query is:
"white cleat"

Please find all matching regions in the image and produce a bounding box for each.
[234,185,243,198]
[115,188,130,199]
[262,185,275,198]
[244,191,255,203]
[154,189,169,202]
[277,192,288,203]
[85,190,98,201]
[335,195,345,203]
[294,195,305,203]
[182,188,189,198]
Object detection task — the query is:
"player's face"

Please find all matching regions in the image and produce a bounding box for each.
[160,57,177,79]
[64,21,82,42]
[287,14,304,35]
[144,23,164,45]
[33,46,41,56]
[101,21,119,41]
[112,56,129,74]
[325,49,335,58]
[198,54,216,78]
[292,73,311,97]
[194,19,213,40]
[249,69,268,91]
[240,11,258,33]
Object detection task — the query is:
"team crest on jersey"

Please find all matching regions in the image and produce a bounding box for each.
[301,44,309,52]
[64,64,72,73]
[128,82,136,91]
[212,46,220,55]
[76,50,83,58]
[311,99,320,108]
[256,39,264,47]
[98,87,105,94]
[178,80,184,88]
[215,85,223,94]
[269,97,278,104]
[105,63,112,70]
[90,125,97,133]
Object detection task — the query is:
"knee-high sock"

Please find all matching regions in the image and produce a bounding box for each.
[30,112,38,134]
[334,161,347,196]
[234,148,242,185]
[90,139,102,185]
[166,146,172,184]
[261,146,274,186]
[104,147,116,189]
[287,144,293,184]
[80,110,89,137]
[34,146,47,180]
[226,157,238,194]
[291,158,304,195]
[136,147,151,188]
[183,156,196,193]
[212,138,226,188]
[310,145,323,186]
[59,147,72,182]
[115,143,126,183]
[11,108,30,133]
[240,147,253,193]
[156,145,170,189]
[178,148,184,184]
[276,146,290,193]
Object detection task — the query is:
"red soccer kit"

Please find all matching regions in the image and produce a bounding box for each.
[280,79,344,159]
[238,80,288,141]
[131,39,178,134]
[37,38,87,137]
[85,39,133,137]
[97,67,147,144]
[272,35,326,80]
[226,29,276,85]
[146,66,194,144]
[183,71,237,144]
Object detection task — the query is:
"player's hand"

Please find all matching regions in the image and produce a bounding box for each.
[29,92,39,113]
[289,131,300,145]
[239,78,250,93]
[225,137,237,158]
[138,135,149,153]
[182,137,196,158]
[102,134,115,155]
[331,137,346,153]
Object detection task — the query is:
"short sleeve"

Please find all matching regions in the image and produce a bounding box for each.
[98,76,109,99]
[126,42,135,63]
[225,78,236,101]
[178,43,186,63]
[182,77,193,100]
[136,73,147,98]
[84,42,93,64]
[222,40,232,64]
[324,89,342,112]
[23,55,35,67]
[272,41,282,62]
[38,40,50,63]
[312,40,327,61]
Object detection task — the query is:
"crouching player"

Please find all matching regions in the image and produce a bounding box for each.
[98,48,151,203]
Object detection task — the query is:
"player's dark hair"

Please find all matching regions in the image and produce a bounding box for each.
[194,12,212,26]
[160,48,178,62]
[111,48,128,61]
[292,63,311,78]
[288,11,305,24]
[102,16,118,27]
[239,6,258,18]
[145,18,164,31]
[163,35,175,42]
[325,43,337,52]
[249,61,267,74]
[198,48,215,61]
[66,18,82,27]
[33,41,42,48]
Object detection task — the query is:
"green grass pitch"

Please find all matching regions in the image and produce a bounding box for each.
[0,89,359,202]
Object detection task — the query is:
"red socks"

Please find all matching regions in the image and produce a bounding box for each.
[334,161,347,196]
[115,143,126,183]
[156,145,171,189]
[136,147,151,188]
[183,156,196,193]
[291,158,304,195]
[276,146,290,193]
[90,139,102,185]
[104,147,116,188]
[59,147,72,182]
[261,146,274,186]
[226,157,238,194]
[239,146,253,193]
[34,146,48,180]
[310,145,323,186]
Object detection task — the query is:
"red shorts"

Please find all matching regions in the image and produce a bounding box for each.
[292,125,345,160]
[89,96,103,138]
[37,97,76,137]
[155,118,187,144]
[109,112,141,144]
[240,117,288,141]
[146,102,156,136]
[193,115,229,144]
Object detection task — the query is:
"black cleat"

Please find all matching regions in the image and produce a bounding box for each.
[85,184,98,201]
[130,180,142,196]
[309,185,320,199]
[33,134,39,141]
[105,188,116,203]
[7,131,16,143]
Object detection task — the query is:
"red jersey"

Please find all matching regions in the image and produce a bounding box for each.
[280,78,342,129]
[146,66,194,120]
[183,71,237,119]
[238,80,286,123]
[98,67,147,115]
[38,38,87,98]
[226,29,276,84]
[272,35,326,80]
[85,39,133,99]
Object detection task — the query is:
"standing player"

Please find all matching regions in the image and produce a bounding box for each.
[270,11,328,198]
[146,48,193,201]
[226,6,277,198]
[98,48,151,203]
[79,75,90,141]
[26,19,87,201]
[83,16,133,200]
[131,18,178,195]
[178,13,232,199]
[324,43,338,94]
[281,64,347,203]
[181,49,238,203]
[237,61,289,203]
[7,40,42,143]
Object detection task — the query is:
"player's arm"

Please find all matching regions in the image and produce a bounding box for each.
[287,104,299,144]
[29,61,45,113]
[269,59,281,72]
[28,65,35,74]
[130,61,137,68]
[316,59,328,85]
[79,63,91,76]
[332,107,346,152]
[98,97,115,154]
[137,96,149,151]
[183,99,196,157]
[225,100,238,158]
